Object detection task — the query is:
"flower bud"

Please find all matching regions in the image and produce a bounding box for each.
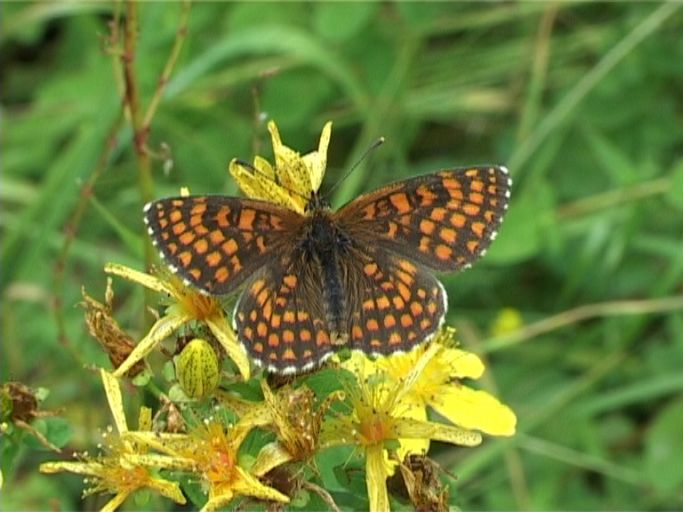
[175,338,220,399]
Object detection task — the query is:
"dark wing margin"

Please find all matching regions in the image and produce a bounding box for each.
[144,196,302,295]
[334,166,511,272]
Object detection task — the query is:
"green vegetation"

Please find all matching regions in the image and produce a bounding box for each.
[2,2,683,510]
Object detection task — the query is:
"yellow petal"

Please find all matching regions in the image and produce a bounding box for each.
[301,121,331,193]
[121,432,187,458]
[441,348,485,379]
[393,417,482,447]
[113,313,189,378]
[122,453,196,472]
[341,350,376,379]
[217,390,270,427]
[366,444,390,512]
[232,466,290,503]
[253,156,276,180]
[100,369,127,433]
[202,490,234,512]
[205,314,251,380]
[138,407,153,431]
[395,396,430,460]
[398,437,430,462]
[40,461,103,476]
[392,342,441,407]
[251,442,294,477]
[268,121,327,202]
[100,492,130,512]
[430,385,517,436]
[229,158,302,213]
[146,477,186,505]
[104,263,172,296]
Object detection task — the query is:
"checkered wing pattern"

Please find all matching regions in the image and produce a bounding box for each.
[341,246,446,356]
[144,196,303,295]
[233,255,334,374]
[336,166,511,272]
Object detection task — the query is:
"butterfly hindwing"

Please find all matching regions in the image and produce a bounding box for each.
[233,253,335,374]
[144,196,303,295]
[335,166,511,272]
[341,246,447,356]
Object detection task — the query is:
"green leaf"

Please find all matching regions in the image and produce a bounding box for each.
[395,2,443,27]
[25,417,72,450]
[645,398,683,497]
[262,71,334,129]
[313,3,378,42]
[180,476,207,510]
[665,159,683,212]
[290,488,311,508]
[302,367,355,401]
[316,445,356,493]
[484,189,547,264]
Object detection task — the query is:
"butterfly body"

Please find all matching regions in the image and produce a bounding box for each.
[145,166,511,374]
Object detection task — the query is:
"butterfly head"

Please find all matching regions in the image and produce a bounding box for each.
[304,191,331,213]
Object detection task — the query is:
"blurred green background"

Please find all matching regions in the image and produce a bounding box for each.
[3,2,683,510]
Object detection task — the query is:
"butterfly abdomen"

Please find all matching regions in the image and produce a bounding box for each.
[300,213,352,339]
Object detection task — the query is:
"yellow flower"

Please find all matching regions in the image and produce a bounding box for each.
[228,381,344,477]
[40,370,186,511]
[229,120,332,213]
[190,421,290,510]
[127,420,289,511]
[104,263,250,380]
[368,328,517,438]
[323,344,482,512]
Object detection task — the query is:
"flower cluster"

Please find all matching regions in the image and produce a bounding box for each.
[41,122,516,511]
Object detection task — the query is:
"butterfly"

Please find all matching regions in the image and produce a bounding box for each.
[144,166,511,375]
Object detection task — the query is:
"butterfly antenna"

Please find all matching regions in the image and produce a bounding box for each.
[233,159,309,202]
[325,137,385,198]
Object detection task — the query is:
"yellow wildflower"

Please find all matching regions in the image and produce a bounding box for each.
[104,263,250,380]
[234,381,344,477]
[229,120,332,213]
[127,420,289,511]
[353,327,517,438]
[323,344,482,512]
[40,370,186,511]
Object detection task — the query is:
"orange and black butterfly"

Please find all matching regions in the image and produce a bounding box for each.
[144,167,511,374]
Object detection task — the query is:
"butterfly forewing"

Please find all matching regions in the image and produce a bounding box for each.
[335,166,511,272]
[144,196,302,295]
